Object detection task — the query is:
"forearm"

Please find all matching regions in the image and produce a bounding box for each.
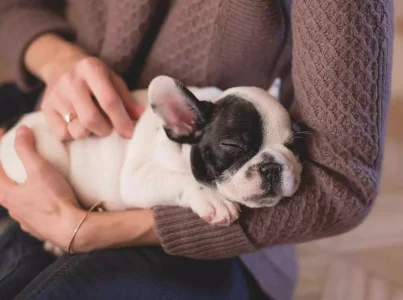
[153,0,393,259]
[245,0,392,246]
[24,33,88,84]
[70,208,160,253]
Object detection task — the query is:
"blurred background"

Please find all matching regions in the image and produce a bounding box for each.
[0,2,402,300]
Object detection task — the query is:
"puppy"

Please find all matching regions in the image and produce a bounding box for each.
[0,75,302,231]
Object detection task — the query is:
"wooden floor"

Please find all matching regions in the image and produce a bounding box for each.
[0,2,402,299]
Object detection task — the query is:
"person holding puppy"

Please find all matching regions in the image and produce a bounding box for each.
[0,1,393,299]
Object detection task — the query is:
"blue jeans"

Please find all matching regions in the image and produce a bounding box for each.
[0,222,267,300]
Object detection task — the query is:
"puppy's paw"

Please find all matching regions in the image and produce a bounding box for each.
[183,186,241,226]
[43,241,65,257]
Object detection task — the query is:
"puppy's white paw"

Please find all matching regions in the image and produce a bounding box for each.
[183,186,241,226]
[43,241,65,257]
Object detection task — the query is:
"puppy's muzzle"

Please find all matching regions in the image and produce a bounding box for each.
[258,162,281,181]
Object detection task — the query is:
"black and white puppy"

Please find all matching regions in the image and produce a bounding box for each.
[0,76,302,228]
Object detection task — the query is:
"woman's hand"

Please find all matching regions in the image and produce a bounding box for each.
[25,34,143,141]
[0,126,83,249]
[0,126,159,253]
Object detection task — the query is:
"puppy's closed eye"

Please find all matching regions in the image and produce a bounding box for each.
[220,141,247,153]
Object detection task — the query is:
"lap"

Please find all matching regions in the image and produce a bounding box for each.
[20,248,252,300]
[0,223,56,299]
[0,223,264,300]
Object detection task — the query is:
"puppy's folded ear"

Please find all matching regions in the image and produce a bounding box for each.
[148,76,213,143]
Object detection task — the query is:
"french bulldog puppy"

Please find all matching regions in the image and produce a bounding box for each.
[0,76,302,229]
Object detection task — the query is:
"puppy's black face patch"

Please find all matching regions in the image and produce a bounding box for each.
[190,95,263,186]
[284,121,309,163]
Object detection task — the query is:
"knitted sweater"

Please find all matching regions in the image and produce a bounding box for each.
[0,1,393,299]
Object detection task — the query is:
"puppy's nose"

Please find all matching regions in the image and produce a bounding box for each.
[259,163,281,178]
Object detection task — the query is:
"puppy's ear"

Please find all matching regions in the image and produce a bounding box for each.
[148,76,213,144]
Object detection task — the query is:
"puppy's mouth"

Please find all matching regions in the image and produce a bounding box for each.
[243,191,280,207]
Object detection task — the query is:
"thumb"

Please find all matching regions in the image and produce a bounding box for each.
[14,126,45,175]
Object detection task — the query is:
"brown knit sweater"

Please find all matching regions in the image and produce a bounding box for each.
[0,0,393,261]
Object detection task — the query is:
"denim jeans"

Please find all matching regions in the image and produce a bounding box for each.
[0,222,267,300]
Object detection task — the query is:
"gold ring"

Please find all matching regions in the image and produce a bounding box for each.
[64,112,77,124]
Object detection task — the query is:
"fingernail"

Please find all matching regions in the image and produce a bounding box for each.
[125,128,133,139]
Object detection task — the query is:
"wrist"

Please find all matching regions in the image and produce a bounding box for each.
[24,33,88,84]
[51,203,85,251]
[71,209,160,254]
[40,50,88,85]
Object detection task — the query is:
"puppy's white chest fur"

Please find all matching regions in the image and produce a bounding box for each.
[68,130,130,210]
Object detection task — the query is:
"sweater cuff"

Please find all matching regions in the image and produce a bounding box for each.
[154,206,256,260]
[0,8,74,93]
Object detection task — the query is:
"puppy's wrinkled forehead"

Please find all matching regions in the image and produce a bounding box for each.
[219,87,293,144]
[204,94,263,144]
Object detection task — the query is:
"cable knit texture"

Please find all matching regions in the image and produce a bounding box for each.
[0,1,393,298]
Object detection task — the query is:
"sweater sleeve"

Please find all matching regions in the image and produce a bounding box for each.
[153,0,393,259]
[0,1,74,92]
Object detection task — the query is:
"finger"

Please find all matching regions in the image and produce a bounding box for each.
[68,120,90,140]
[86,69,133,139]
[68,80,112,137]
[110,73,144,120]
[43,108,72,140]
[0,128,5,138]
[129,104,145,120]
[13,126,48,176]
[50,92,90,140]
